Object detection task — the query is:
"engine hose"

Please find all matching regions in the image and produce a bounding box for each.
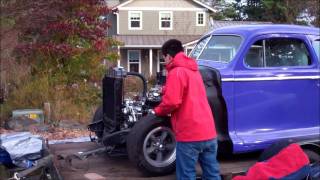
[126,72,147,98]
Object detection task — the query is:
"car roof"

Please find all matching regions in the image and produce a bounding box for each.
[210,24,320,37]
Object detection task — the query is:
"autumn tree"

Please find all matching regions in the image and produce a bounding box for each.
[209,0,319,26]
[1,0,120,124]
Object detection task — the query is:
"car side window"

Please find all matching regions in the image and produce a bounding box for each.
[312,39,320,59]
[265,39,311,67]
[244,38,311,68]
[245,40,264,67]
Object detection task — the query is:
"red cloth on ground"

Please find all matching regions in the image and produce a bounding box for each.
[233,143,309,180]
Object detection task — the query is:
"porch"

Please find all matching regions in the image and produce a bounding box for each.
[113,35,201,77]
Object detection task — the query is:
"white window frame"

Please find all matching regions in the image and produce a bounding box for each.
[159,11,173,30]
[157,50,166,72]
[196,12,205,26]
[127,50,141,73]
[128,11,142,30]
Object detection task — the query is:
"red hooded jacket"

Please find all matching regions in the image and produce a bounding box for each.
[154,52,217,142]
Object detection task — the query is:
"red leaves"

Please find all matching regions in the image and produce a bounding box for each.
[11,0,120,87]
[98,6,110,15]
[43,22,75,35]
[16,43,76,58]
[15,0,112,59]
[93,39,106,51]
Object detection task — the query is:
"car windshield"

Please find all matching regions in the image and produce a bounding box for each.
[190,35,242,63]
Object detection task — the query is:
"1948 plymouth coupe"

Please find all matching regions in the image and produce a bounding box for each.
[88,24,320,175]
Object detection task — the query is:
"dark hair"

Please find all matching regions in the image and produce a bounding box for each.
[161,39,184,58]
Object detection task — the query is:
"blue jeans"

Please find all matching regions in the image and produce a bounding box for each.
[176,138,221,180]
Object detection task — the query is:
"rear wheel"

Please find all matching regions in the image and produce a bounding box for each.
[127,115,176,176]
[92,106,104,140]
[303,148,320,163]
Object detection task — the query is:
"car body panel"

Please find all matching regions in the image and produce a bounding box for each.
[196,25,320,153]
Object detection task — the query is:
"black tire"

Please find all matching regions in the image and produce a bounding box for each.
[303,149,320,163]
[92,106,104,140]
[258,140,291,162]
[127,114,175,176]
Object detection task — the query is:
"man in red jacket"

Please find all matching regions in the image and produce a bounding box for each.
[154,39,220,180]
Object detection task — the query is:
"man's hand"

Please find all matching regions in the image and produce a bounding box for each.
[148,109,155,115]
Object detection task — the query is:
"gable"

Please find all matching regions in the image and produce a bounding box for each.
[115,0,215,12]
[106,0,121,8]
[126,0,200,8]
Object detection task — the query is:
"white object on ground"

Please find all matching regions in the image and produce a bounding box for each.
[48,136,92,144]
[0,132,43,160]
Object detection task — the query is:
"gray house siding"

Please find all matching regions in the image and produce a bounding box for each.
[118,10,209,35]
[107,14,117,36]
[125,0,199,8]
[114,0,217,77]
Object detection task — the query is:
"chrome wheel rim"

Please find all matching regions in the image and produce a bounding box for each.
[143,126,176,167]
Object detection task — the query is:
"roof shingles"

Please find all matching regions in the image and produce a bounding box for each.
[114,35,201,47]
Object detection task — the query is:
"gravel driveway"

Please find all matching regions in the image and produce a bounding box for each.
[49,142,258,180]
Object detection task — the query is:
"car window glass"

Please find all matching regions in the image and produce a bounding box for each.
[190,36,210,59]
[265,38,311,67]
[245,40,264,68]
[312,39,320,60]
[198,35,242,63]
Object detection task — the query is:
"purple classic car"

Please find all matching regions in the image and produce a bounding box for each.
[89,24,319,176]
[191,24,320,154]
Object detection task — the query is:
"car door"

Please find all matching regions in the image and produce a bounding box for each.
[233,34,320,152]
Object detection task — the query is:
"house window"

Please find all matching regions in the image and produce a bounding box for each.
[129,11,142,30]
[128,50,141,73]
[158,50,166,73]
[159,11,173,30]
[196,12,205,26]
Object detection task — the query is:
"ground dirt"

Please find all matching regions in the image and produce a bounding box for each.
[0,120,90,141]
[49,142,259,180]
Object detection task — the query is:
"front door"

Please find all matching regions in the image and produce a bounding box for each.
[233,34,320,152]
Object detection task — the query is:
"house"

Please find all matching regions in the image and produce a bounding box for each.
[106,0,216,77]
[106,0,267,77]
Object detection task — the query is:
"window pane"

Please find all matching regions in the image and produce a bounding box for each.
[312,39,320,59]
[130,12,140,19]
[190,36,210,59]
[129,51,139,62]
[158,50,166,72]
[160,64,165,72]
[245,41,264,67]
[198,13,204,24]
[159,55,165,63]
[130,12,141,28]
[198,35,242,63]
[160,12,171,28]
[161,21,170,28]
[161,13,171,19]
[131,21,140,28]
[129,64,139,72]
[265,39,311,67]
